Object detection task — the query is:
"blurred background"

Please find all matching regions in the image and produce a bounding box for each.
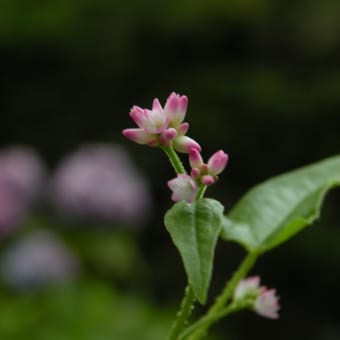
[0,0,340,339]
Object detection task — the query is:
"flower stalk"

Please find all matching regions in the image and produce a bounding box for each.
[188,252,260,339]
[122,91,280,340]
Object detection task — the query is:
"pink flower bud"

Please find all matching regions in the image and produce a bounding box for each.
[201,175,215,186]
[164,92,188,128]
[254,289,280,319]
[190,168,201,179]
[164,128,177,141]
[207,150,229,176]
[159,128,178,147]
[173,136,201,154]
[189,149,204,169]
[167,174,198,203]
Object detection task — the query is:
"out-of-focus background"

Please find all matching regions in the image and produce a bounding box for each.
[0,1,340,339]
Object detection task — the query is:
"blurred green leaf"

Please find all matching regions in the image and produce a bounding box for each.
[64,229,147,283]
[221,155,340,252]
[0,281,172,340]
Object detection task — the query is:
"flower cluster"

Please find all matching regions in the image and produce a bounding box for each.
[123,92,229,203]
[168,149,228,203]
[123,92,201,153]
[233,276,280,319]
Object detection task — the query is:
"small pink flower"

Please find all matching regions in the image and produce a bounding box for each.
[234,276,261,300]
[167,174,198,203]
[254,289,280,319]
[123,92,198,152]
[207,150,229,176]
[130,104,168,134]
[234,276,280,320]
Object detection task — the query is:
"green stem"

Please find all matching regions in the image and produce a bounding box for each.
[189,252,259,339]
[163,146,196,340]
[168,285,196,340]
[196,185,207,201]
[162,146,186,174]
[179,302,248,340]
[209,252,259,313]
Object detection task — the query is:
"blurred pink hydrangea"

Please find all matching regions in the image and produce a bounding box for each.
[51,144,151,225]
[0,146,46,234]
[0,230,79,290]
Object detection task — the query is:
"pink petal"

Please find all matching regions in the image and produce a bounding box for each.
[164,92,188,127]
[142,109,168,134]
[177,122,189,136]
[129,106,146,128]
[122,128,157,145]
[165,92,179,112]
[152,98,163,112]
[254,289,280,319]
[179,95,188,113]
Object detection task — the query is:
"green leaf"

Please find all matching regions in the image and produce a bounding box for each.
[221,155,340,252]
[164,198,224,304]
